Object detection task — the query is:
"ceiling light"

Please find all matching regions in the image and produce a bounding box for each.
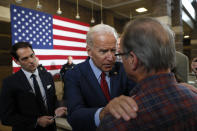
[130,9,132,20]
[57,8,62,15]
[100,0,103,24]
[184,35,190,38]
[76,0,80,19]
[91,1,95,23]
[136,7,147,13]
[91,18,95,23]
[15,0,22,3]
[36,0,42,9]
[56,0,62,15]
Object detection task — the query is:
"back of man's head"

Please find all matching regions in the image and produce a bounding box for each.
[121,17,175,72]
[86,24,118,47]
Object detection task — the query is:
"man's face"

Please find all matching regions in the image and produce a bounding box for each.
[120,42,134,80]
[87,32,117,72]
[15,47,37,73]
[68,57,73,65]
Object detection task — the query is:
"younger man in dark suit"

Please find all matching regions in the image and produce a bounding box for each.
[0,42,66,131]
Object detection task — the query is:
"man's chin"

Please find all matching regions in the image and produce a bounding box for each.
[102,67,113,72]
[30,66,37,71]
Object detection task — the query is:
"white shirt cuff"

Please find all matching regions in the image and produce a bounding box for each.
[94,107,103,127]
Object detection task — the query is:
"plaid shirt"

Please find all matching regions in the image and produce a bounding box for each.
[97,73,197,131]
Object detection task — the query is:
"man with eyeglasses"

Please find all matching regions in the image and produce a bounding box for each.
[0,42,67,131]
[98,17,197,130]
[63,24,138,131]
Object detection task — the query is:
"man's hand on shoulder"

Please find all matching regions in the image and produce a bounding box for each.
[100,95,138,121]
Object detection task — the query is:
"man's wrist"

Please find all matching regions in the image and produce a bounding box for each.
[94,108,103,127]
[99,108,104,121]
[99,107,108,121]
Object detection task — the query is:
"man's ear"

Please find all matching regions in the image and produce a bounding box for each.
[13,58,21,66]
[129,51,138,71]
[86,45,92,57]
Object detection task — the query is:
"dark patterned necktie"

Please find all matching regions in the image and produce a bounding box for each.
[31,74,47,114]
[100,72,111,101]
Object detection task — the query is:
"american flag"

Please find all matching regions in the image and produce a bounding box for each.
[11,5,89,75]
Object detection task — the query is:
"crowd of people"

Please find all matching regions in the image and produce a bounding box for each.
[0,17,197,131]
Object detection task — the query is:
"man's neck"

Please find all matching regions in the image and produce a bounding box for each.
[135,68,171,83]
[22,68,36,74]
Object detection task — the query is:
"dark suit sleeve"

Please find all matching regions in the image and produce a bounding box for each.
[60,64,66,79]
[0,78,37,128]
[64,68,98,131]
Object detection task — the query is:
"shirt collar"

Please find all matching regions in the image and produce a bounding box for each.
[22,68,39,78]
[89,58,102,80]
[129,73,176,96]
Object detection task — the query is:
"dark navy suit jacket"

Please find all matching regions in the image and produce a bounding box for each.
[0,68,57,131]
[64,58,136,131]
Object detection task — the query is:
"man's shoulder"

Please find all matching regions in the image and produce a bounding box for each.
[71,60,88,70]
[38,68,52,77]
[65,60,88,78]
[3,70,22,83]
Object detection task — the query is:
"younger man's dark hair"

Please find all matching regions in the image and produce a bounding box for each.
[11,42,34,60]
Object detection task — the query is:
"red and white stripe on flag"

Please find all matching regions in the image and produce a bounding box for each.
[11,5,89,75]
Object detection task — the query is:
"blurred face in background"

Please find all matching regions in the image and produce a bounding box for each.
[15,47,37,73]
[117,37,121,52]
[87,32,117,72]
[67,56,73,65]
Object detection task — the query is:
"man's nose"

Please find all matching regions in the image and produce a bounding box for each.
[29,57,35,63]
[106,51,114,60]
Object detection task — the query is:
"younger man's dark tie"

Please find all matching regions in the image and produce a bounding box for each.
[31,74,47,114]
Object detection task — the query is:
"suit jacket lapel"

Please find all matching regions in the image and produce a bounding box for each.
[17,70,34,93]
[37,70,51,114]
[80,58,107,102]
[38,70,49,103]
[109,63,122,99]
[38,70,47,91]
[110,74,120,99]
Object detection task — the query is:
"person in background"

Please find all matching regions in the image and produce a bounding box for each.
[98,17,197,130]
[191,57,197,77]
[64,24,138,131]
[116,37,122,62]
[36,57,47,72]
[0,42,67,131]
[60,56,75,79]
[60,56,75,106]
[171,51,189,83]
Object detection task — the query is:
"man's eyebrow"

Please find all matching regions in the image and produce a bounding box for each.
[21,56,28,60]
[20,53,34,60]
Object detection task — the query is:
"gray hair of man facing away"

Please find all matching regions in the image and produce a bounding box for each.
[121,17,176,73]
[86,24,118,47]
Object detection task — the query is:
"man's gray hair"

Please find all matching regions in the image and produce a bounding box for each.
[122,17,176,72]
[86,24,118,47]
